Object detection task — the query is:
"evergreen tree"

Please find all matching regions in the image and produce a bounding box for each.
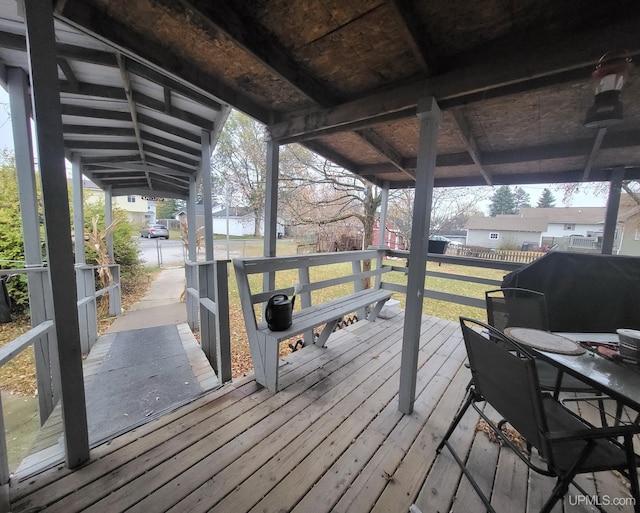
[537,188,556,208]
[489,185,516,216]
[156,198,178,219]
[513,187,531,211]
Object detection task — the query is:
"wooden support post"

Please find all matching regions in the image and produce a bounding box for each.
[298,266,313,346]
[214,260,232,383]
[109,265,121,316]
[602,167,624,255]
[7,66,57,422]
[104,186,114,263]
[199,262,216,364]
[71,155,85,265]
[378,182,389,247]
[202,130,214,261]
[198,261,232,383]
[352,259,366,321]
[399,98,441,415]
[186,176,199,329]
[263,136,279,292]
[75,266,97,354]
[23,0,89,467]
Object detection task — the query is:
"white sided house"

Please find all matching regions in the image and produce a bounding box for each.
[182,204,285,237]
[465,207,616,252]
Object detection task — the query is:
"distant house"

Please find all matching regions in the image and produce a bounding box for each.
[465,214,548,250]
[178,204,285,237]
[464,205,636,254]
[372,219,405,250]
[81,179,155,226]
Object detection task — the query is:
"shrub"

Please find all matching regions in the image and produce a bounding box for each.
[0,157,32,312]
[83,201,143,295]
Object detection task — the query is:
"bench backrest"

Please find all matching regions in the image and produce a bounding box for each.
[233,249,391,330]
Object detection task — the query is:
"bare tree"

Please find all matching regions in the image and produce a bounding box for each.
[211,111,268,236]
[388,187,489,248]
[279,149,382,249]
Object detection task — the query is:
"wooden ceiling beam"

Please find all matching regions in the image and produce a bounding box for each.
[354,128,415,181]
[64,119,201,157]
[59,82,214,130]
[142,144,199,168]
[168,1,416,176]
[81,154,141,164]
[61,104,133,122]
[299,141,360,176]
[104,185,188,199]
[0,29,223,111]
[116,53,151,188]
[582,128,607,182]
[89,162,193,177]
[64,140,140,151]
[57,58,79,90]
[145,155,200,176]
[388,0,439,75]
[57,0,270,122]
[63,125,135,137]
[451,108,492,186]
[434,166,640,188]
[168,0,340,106]
[269,16,640,142]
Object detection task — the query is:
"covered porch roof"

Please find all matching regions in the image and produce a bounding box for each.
[0,0,230,198]
[54,0,640,188]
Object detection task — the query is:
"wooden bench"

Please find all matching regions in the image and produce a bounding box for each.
[233,250,393,392]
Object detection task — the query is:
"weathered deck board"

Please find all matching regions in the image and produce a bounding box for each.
[9,314,637,513]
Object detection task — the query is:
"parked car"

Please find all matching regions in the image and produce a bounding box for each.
[140,224,169,239]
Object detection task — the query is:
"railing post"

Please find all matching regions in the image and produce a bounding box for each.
[351,257,367,320]
[214,260,232,383]
[199,262,216,365]
[298,266,313,346]
[109,264,121,316]
[198,261,232,383]
[185,262,199,330]
[75,265,97,354]
[0,393,9,488]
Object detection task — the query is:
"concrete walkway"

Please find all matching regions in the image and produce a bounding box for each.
[107,266,187,333]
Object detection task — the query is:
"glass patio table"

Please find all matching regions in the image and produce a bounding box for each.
[504,327,640,415]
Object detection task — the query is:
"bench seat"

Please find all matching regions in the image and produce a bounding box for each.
[253,288,391,392]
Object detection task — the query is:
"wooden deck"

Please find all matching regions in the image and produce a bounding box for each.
[8,314,636,513]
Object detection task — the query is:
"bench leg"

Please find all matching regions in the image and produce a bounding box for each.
[252,333,280,393]
[367,298,389,322]
[315,319,340,347]
[263,333,280,393]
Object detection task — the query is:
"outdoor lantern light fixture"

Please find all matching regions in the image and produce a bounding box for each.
[584,50,632,128]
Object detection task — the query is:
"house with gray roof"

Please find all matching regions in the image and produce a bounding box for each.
[466,206,622,252]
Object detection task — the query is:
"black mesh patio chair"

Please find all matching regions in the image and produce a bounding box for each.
[485,288,592,394]
[437,317,640,513]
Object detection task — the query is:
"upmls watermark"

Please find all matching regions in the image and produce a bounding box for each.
[568,494,636,508]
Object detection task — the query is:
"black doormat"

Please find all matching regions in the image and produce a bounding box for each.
[84,324,202,443]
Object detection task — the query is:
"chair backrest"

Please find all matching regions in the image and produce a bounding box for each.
[485,288,549,332]
[459,317,548,452]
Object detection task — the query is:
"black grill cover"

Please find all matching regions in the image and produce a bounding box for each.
[502,252,640,333]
